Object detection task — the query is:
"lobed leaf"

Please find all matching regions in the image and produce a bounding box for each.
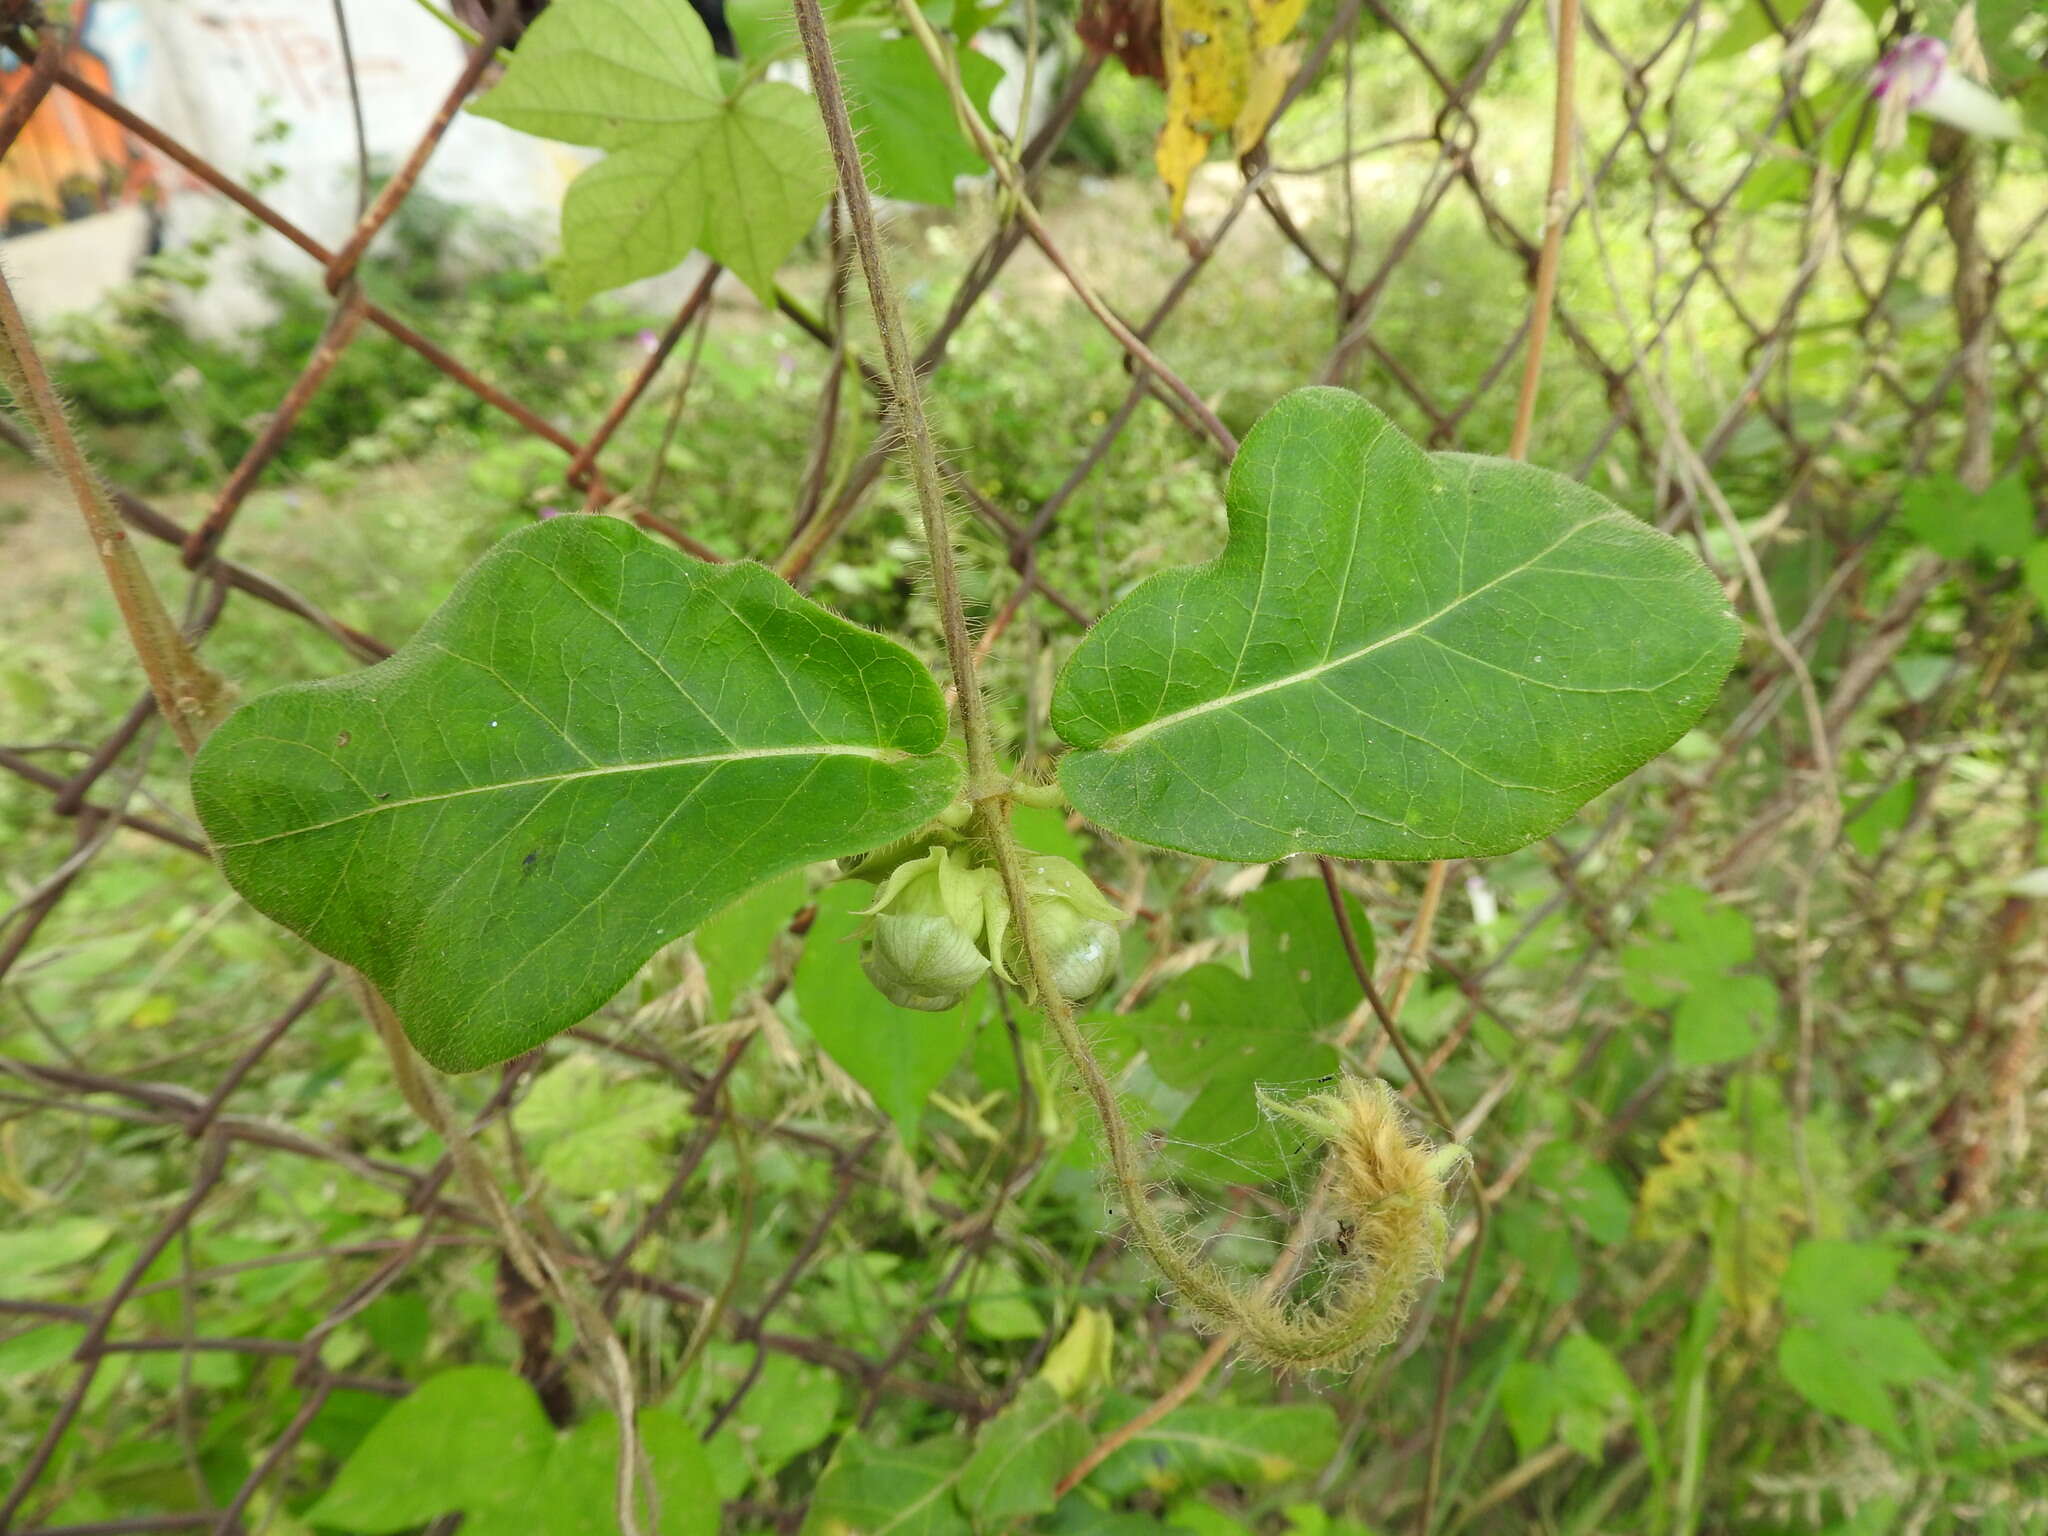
[471,0,831,303]
[191,517,959,1072]
[1054,388,1740,864]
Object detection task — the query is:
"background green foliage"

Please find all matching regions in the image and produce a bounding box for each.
[2,0,2046,1532]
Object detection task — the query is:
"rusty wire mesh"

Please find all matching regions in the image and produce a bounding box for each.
[0,0,2044,1531]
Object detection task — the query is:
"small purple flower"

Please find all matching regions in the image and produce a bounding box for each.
[538,504,565,520]
[635,329,661,355]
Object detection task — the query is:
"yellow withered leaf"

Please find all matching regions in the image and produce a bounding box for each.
[1156,0,1304,231]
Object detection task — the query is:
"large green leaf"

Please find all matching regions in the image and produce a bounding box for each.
[191,517,959,1072]
[469,0,832,303]
[1053,388,1739,862]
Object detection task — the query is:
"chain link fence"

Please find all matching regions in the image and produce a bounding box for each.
[1,0,2043,1530]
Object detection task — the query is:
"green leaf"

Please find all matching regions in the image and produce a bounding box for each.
[1092,880,1360,1180]
[1900,473,2034,562]
[694,868,809,1019]
[470,0,832,303]
[695,1347,842,1497]
[1525,1140,1634,1247]
[2025,543,2048,611]
[1781,1240,1902,1318]
[1843,777,1914,859]
[1838,1312,1948,1386]
[0,1217,112,1281]
[1777,1322,1905,1446]
[192,517,959,1073]
[461,1412,720,1536]
[1053,389,1739,863]
[1552,1331,1631,1410]
[967,1259,1047,1341]
[803,1431,973,1536]
[958,1380,1091,1525]
[1246,877,1374,1029]
[833,29,1000,204]
[306,1367,555,1530]
[1498,1359,1561,1458]
[0,1323,86,1379]
[512,1054,691,1196]
[794,883,976,1143]
[459,0,721,147]
[1622,888,1771,1067]
[1671,974,1773,1068]
[1089,1402,1338,1498]
[1622,887,1753,1002]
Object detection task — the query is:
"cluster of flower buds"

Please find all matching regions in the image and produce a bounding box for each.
[853,842,1125,1012]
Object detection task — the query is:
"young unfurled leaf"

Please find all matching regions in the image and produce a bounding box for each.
[470,0,831,303]
[191,517,959,1072]
[1156,0,1305,231]
[1054,389,1740,864]
[1635,1077,1852,1331]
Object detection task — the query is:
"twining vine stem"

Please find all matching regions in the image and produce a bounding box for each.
[0,263,229,757]
[795,0,1446,1383]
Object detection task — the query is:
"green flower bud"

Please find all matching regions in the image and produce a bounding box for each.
[858,845,1009,1011]
[1012,854,1126,1005]
[863,915,988,1011]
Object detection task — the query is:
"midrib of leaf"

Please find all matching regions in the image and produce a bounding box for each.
[1098,509,1613,752]
[212,742,912,851]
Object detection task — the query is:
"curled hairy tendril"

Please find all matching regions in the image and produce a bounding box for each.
[1128,1076,1464,1369]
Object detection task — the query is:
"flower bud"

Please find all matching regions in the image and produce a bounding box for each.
[1012,854,1126,1005]
[863,915,987,1011]
[858,846,1009,1011]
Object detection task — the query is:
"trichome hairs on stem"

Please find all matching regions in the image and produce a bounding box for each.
[791,0,1452,1377]
[1133,1076,1464,1370]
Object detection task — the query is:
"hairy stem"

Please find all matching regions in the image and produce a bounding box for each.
[796,0,1445,1373]
[891,0,1237,460]
[0,263,230,757]
[789,0,1000,803]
